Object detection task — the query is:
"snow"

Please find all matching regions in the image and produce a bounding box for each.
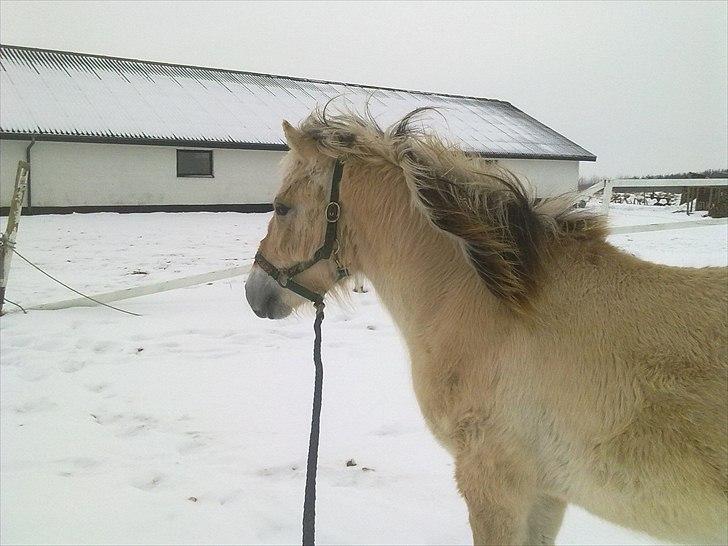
[0,46,594,161]
[1,204,726,545]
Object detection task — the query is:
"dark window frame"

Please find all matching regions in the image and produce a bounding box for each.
[176,149,214,178]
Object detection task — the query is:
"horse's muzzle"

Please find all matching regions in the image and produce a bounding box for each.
[245,265,292,320]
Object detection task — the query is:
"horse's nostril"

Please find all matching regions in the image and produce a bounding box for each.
[252,306,267,318]
[262,295,278,318]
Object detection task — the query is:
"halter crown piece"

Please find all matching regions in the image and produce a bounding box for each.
[254,159,348,308]
[253,159,347,546]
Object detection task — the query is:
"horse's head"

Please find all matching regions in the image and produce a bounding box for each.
[245,120,347,319]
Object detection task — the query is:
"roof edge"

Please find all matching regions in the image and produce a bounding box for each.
[507,104,597,161]
[0,132,289,151]
[0,132,597,161]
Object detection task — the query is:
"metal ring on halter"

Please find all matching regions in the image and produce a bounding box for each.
[326,201,340,223]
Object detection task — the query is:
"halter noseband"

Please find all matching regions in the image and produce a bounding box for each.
[254,159,348,308]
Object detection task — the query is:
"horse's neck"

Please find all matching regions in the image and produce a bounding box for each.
[343,172,502,339]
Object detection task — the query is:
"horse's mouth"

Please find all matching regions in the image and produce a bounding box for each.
[251,295,292,320]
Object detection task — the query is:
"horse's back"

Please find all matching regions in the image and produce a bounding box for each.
[539,249,727,542]
[599,262,727,542]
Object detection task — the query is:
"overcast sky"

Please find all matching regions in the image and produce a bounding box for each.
[1,0,726,177]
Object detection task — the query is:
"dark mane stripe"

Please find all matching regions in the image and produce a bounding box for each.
[414,172,545,311]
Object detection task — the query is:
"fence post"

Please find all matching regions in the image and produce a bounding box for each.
[0,161,30,315]
[602,178,613,215]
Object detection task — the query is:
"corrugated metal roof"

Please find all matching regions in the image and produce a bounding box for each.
[0,45,595,161]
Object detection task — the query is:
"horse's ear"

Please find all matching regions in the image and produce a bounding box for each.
[282,120,317,157]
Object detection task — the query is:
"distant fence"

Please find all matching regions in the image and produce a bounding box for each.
[601,178,728,215]
[610,217,727,235]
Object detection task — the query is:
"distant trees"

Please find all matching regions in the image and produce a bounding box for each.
[579,169,727,189]
[640,169,727,180]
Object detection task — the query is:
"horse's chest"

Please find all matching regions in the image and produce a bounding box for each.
[409,352,499,453]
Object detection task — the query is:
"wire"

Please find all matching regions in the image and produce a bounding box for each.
[1,298,27,314]
[10,248,141,317]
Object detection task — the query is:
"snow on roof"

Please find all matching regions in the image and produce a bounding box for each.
[0,45,595,161]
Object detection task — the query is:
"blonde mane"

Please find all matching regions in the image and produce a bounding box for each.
[298,108,607,311]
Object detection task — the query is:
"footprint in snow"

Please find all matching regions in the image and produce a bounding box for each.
[266,329,306,340]
[33,337,67,352]
[24,371,50,382]
[256,465,302,479]
[89,412,123,425]
[112,414,158,437]
[118,424,150,437]
[86,383,109,394]
[130,474,164,491]
[55,457,100,476]
[92,340,118,353]
[6,334,34,349]
[60,359,88,373]
[14,398,57,414]
[177,432,210,454]
[177,439,206,454]
[372,423,413,436]
[16,364,50,382]
[218,489,244,505]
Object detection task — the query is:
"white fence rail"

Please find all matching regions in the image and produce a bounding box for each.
[610,217,727,235]
[27,265,250,311]
[10,216,725,314]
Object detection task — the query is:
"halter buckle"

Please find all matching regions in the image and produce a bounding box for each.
[278,275,289,287]
[326,201,340,223]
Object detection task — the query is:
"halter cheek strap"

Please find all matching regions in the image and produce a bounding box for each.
[254,159,348,308]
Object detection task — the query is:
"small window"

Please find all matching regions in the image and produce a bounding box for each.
[177,149,213,177]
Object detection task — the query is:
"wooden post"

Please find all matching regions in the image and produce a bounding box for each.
[0,161,30,315]
[602,179,613,215]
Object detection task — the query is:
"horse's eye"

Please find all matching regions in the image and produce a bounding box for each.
[274,203,291,216]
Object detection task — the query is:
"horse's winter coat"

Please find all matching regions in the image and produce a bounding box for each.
[244,110,728,545]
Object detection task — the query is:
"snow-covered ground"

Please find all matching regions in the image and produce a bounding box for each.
[1,204,726,545]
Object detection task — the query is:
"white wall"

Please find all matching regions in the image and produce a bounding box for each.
[0,140,285,208]
[0,140,30,206]
[1,139,580,208]
[497,159,579,197]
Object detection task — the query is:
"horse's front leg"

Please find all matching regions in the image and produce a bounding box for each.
[455,447,535,545]
[526,494,566,545]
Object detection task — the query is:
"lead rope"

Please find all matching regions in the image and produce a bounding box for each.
[254,159,344,545]
[302,301,325,546]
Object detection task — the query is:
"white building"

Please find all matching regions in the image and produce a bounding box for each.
[0,45,595,214]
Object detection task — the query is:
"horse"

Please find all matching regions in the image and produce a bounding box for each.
[244,110,728,545]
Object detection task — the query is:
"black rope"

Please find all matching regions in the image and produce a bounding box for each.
[302,302,325,546]
[2,297,27,314]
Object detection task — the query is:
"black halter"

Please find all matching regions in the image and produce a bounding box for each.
[254,159,348,308]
